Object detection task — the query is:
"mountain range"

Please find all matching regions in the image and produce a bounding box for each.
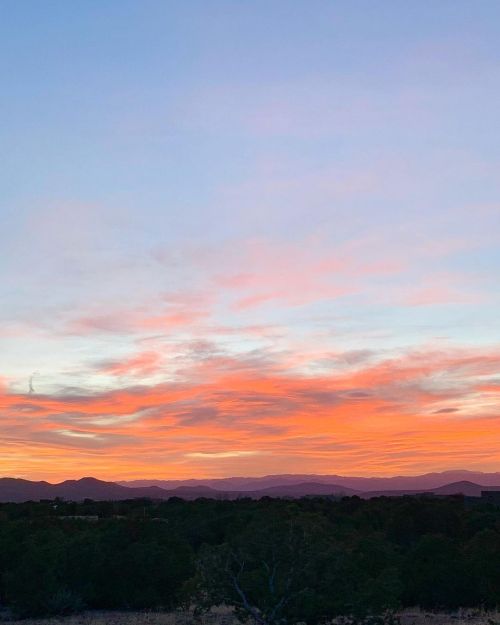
[0,470,499,502]
[119,469,500,491]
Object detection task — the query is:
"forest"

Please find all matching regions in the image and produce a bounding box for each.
[0,495,499,623]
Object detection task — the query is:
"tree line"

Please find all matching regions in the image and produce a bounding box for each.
[0,495,499,622]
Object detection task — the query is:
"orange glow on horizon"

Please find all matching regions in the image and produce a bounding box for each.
[1,345,500,482]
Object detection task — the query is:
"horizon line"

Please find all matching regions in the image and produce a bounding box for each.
[2,467,500,485]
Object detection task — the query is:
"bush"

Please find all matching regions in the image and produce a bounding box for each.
[45,589,86,615]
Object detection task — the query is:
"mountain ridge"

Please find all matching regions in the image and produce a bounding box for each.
[0,472,499,502]
[118,469,500,491]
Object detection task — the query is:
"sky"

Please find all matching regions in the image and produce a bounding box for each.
[1,1,500,481]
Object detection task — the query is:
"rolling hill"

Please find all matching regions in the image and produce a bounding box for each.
[0,472,499,502]
[119,469,500,491]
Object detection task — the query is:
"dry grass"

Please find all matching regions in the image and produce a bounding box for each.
[0,606,236,625]
[0,608,499,625]
[399,610,500,625]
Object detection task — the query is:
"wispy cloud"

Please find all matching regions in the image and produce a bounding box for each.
[1,343,500,479]
[185,451,261,459]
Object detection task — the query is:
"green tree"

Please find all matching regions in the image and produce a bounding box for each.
[402,534,474,609]
[192,511,332,625]
[465,529,500,606]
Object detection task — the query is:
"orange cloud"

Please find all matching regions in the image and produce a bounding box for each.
[1,345,500,481]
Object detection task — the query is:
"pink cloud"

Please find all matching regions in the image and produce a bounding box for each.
[100,351,163,377]
[397,272,487,307]
[403,284,482,307]
[67,305,208,336]
[212,237,405,311]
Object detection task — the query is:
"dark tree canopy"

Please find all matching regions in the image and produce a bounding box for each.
[0,495,498,620]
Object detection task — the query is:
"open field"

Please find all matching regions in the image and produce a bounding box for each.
[0,610,499,625]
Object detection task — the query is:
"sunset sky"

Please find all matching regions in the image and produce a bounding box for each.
[1,1,500,481]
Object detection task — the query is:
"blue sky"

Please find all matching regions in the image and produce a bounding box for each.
[1,1,500,479]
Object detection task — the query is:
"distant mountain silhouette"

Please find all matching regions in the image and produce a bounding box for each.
[234,482,360,498]
[0,473,499,502]
[0,477,357,502]
[119,469,500,492]
[431,480,485,496]
[0,477,173,502]
[0,478,54,502]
